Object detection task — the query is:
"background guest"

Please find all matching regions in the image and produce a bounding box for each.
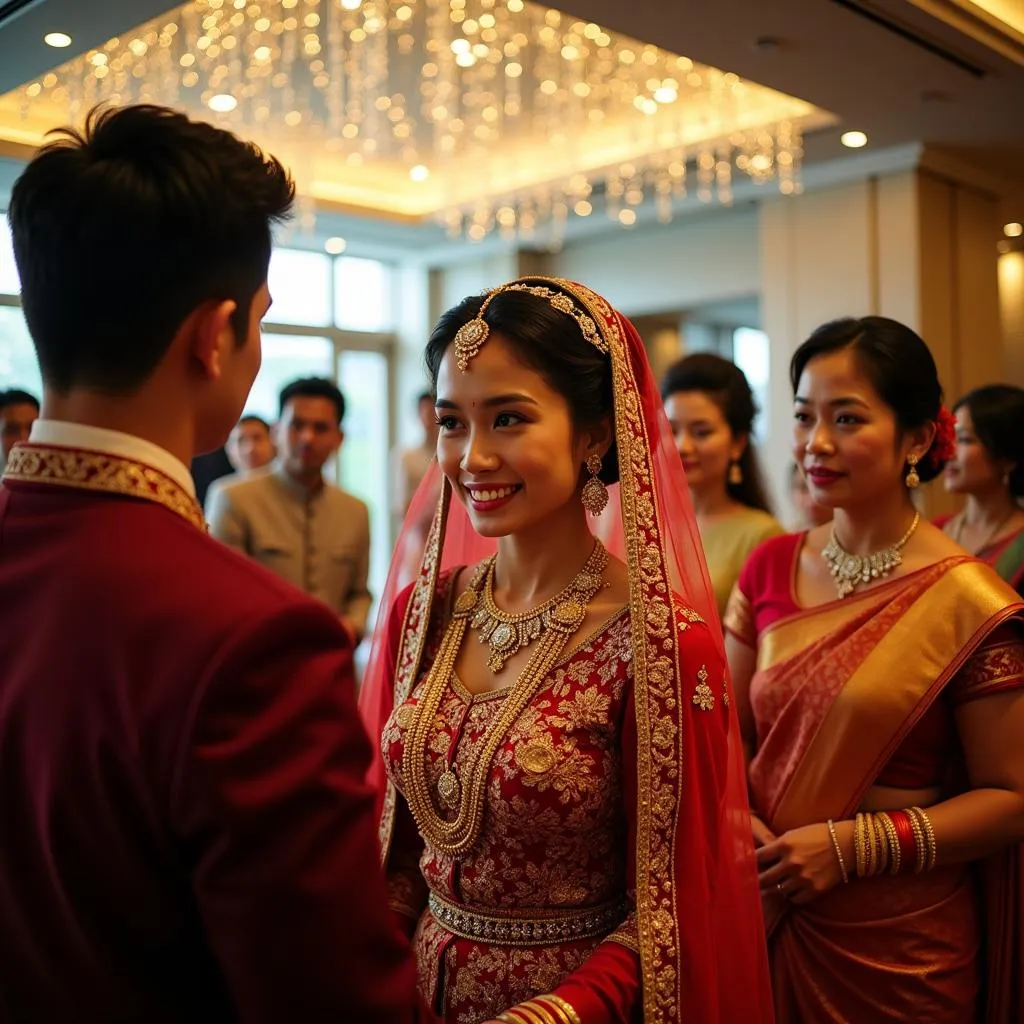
[662,352,782,616]
[725,316,1024,1021]
[940,383,1024,593]
[207,376,372,644]
[0,387,39,467]
[227,412,276,474]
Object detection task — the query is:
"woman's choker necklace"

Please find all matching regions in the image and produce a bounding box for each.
[822,512,921,598]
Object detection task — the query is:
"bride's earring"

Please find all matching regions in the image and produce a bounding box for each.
[580,453,609,517]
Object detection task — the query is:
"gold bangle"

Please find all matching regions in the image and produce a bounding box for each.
[911,806,938,870]
[909,806,933,872]
[864,813,878,876]
[854,813,867,878]
[500,1011,540,1024]
[534,997,573,1024]
[877,812,901,876]
[525,1004,559,1024]
[543,994,582,1024]
[827,819,849,884]
[872,813,890,875]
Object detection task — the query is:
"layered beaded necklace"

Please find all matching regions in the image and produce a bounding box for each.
[402,542,608,857]
[822,512,920,598]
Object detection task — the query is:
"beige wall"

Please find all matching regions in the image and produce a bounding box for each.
[549,207,760,316]
[1000,251,1024,385]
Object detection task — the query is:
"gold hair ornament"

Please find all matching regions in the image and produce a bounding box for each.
[453,282,609,371]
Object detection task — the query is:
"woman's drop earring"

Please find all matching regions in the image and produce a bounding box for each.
[728,461,743,486]
[581,453,609,517]
[905,453,921,489]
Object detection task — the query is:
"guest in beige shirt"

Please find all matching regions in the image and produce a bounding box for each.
[207,378,372,642]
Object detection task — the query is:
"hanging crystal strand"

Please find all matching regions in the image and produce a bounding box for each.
[518,195,536,241]
[778,119,803,195]
[715,141,733,205]
[325,0,345,147]
[655,167,673,223]
[605,169,623,222]
[548,190,568,252]
[432,0,459,232]
[697,148,714,203]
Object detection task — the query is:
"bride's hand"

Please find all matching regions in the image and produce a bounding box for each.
[751,813,776,848]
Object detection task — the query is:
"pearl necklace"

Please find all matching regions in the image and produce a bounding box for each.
[821,512,920,598]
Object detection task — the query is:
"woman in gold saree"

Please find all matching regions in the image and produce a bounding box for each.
[725,316,1024,1022]
[360,278,772,1023]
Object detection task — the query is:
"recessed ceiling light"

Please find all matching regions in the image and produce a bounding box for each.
[44,32,72,48]
[207,93,238,113]
[325,236,347,255]
[840,130,868,149]
[340,0,362,9]
[409,164,430,182]
[1004,222,1023,238]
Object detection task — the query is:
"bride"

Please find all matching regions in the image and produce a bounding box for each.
[360,277,772,1024]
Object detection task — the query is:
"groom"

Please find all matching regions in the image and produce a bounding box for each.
[0,104,425,1022]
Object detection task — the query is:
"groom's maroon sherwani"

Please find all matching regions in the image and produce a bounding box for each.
[0,434,424,1023]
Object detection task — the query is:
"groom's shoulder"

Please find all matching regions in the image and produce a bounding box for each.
[112,506,338,637]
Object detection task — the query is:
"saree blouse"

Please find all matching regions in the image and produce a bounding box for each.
[727,532,1024,790]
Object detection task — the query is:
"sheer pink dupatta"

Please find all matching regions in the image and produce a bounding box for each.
[359,278,772,1023]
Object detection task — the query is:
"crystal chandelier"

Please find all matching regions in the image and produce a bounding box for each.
[1,0,831,246]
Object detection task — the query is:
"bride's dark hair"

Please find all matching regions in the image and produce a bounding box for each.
[426,288,619,484]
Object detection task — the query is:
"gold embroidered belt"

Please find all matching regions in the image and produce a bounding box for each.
[427,891,627,947]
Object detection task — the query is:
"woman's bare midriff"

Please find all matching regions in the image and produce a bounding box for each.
[859,783,941,813]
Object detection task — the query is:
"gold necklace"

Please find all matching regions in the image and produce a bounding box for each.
[402,546,607,858]
[822,512,920,598]
[470,542,609,673]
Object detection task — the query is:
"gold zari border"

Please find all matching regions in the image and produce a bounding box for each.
[3,443,205,532]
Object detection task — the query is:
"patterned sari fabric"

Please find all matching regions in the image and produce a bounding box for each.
[360,278,773,1024]
[726,536,1024,1022]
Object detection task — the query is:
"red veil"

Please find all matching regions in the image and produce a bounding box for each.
[360,278,773,1023]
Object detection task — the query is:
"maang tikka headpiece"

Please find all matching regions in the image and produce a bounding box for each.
[453,280,610,372]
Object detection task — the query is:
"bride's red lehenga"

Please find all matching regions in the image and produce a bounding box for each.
[360,279,773,1024]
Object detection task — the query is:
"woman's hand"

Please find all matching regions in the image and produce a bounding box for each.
[751,813,776,848]
[755,821,851,904]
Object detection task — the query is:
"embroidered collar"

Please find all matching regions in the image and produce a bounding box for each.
[2,443,206,532]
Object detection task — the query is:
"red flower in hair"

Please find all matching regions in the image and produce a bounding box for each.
[927,406,957,469]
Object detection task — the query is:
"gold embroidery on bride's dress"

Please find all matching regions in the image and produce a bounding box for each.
[549,687,613,732]
[446,943,593,1024]
[692,664,715,712]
